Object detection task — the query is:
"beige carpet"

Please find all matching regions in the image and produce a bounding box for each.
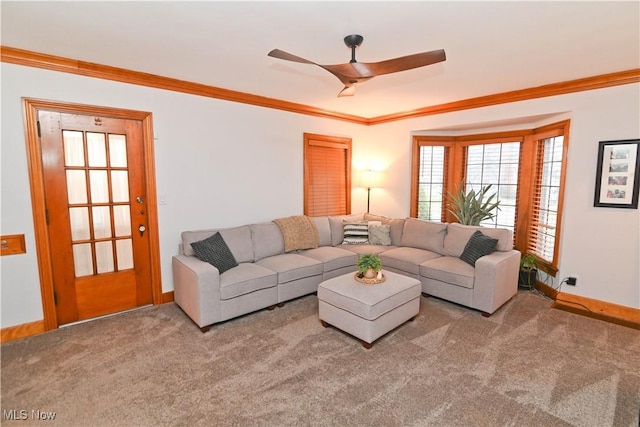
[2,290,639,426]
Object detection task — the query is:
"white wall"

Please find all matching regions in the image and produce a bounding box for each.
[1,62,638,329]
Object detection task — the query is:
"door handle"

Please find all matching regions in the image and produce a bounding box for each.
[138,225,146,236]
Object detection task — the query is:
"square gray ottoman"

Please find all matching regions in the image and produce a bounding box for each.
[317,270,421,348]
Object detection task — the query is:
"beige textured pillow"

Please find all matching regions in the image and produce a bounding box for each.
[368,224,391,245]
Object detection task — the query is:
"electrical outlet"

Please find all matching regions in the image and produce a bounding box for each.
[566,276,577,286]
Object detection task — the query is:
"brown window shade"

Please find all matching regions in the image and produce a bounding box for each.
[526,134,566,274]
[304,133,351,216]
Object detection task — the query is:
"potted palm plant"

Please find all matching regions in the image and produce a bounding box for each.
[357,253,382,279]
[519,253,538,289]
[447,184,501,226]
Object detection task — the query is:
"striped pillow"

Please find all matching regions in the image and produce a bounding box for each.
[459,230,498,266]
[342,222,369,245]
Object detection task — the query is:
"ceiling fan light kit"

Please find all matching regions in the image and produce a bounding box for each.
[268,34,446,97]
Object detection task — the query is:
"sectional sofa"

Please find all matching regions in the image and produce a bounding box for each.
[172,213,521,332]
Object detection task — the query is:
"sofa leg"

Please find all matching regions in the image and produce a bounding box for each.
[277,302,285,308]
[200,325,210,333]
[481,312,491,318]
[320,320,329,328]
[267,305,276,311]
[421,292,430,298]
[409,315,417,321]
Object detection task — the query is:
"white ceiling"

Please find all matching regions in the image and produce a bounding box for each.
[2,1,639,118]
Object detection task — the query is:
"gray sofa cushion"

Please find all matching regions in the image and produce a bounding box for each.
[379,246,442,276]
[420,256,475,289]
[219,263,277,300]
[329,213,365,246]
[301,246,358,272]
[311,216,332,247]
[250,222,285,261]
[182,225,254,263]
[444,223,512,257]
[256,253,323,284]
[459,230,498,266]
[400,217,447,254]
[339,244,396,255]
[190,232,238,274]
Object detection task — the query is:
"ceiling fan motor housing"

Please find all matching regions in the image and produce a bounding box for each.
[344,34,364,63]
[344,34,364,48]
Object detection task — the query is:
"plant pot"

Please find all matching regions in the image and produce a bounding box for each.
[518,269,537,289]
[364,268,377,279]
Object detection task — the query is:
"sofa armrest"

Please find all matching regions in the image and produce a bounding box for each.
[172,255,222,328]
[472,249,521,314]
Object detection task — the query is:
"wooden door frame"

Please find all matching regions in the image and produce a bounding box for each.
[23,98,163,331]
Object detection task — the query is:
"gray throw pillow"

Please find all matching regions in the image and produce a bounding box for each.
[459,230,498,266]
[191,232,238,274]
[368,224,391,245]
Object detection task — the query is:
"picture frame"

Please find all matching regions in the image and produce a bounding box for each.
[593,139,640,209]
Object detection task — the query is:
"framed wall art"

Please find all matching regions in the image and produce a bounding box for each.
[593,139,640,209]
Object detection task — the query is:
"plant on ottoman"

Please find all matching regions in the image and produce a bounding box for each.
[357,253,382,279]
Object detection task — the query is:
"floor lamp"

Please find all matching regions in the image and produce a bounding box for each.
[360,170,380,213]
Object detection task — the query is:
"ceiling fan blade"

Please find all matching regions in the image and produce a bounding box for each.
[350,49,446,77]
[267,49,316,65]
[337,85,356,97]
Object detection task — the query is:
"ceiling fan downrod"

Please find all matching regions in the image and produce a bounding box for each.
[344,34,364,63]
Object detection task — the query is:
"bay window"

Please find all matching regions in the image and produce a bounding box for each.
[411,120,569,276]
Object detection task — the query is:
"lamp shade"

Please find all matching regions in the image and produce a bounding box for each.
[359,170,381,189]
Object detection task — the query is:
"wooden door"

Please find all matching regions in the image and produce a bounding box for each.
[39,111,153,324]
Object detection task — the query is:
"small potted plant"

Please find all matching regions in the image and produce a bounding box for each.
[357,253,382,279]
[519,253,538,289]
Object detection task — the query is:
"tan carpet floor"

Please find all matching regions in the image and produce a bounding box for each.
[2,290,639,426]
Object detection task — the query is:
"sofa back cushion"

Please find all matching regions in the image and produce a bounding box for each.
[250,222,285,261]
[182,225,255,263]
[310,216,332,247]
[443,223,513,257]
[328,213,365,246]
[400,217,447,254]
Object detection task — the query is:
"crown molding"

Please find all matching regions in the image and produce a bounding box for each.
[2,46,639,126]
[366,69,640,125]
[0,46,365,125]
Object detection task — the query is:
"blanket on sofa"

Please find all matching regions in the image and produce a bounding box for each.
[273,215,319,252]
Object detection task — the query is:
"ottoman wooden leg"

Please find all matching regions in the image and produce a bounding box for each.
[362,340,372,349]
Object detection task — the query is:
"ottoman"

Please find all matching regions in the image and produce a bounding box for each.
[317,270,421,348]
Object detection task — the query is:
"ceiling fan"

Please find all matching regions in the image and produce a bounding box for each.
[268,34,446,97]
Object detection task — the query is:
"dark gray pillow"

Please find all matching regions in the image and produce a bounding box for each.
[191,232,238,274]
[460,230,498,266]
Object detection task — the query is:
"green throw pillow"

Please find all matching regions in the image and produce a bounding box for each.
[191,232,238,274]
[460,230,498,266]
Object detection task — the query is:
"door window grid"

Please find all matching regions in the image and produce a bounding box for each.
[63,130,133,277]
